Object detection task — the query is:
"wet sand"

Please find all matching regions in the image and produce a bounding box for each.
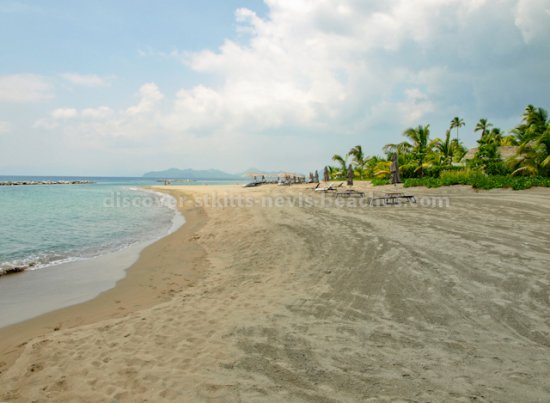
[1,184,549,402]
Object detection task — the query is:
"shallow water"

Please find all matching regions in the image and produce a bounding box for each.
[0,177,177,273]
[0,176,194,326]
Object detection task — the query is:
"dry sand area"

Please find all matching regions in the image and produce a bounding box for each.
[1,183,549,402]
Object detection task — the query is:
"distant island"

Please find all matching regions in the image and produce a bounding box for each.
[143,168,241,180]
[143,168,286,180]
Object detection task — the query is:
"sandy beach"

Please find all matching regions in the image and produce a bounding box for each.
[1,183,549,402]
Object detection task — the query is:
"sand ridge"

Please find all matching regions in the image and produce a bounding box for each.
[1,184,549,402]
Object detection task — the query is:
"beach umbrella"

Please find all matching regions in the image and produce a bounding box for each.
[390,153,401,184]
[323,166,329,182]
[347,164,354,186]
[314,170,319,183]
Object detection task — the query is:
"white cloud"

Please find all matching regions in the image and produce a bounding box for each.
[35,106,113,129]
[173,0,549,145]
[126,83,163,115]
[81,106,113,119]
[398,88,434,124]
[27,0,550,173]
[0,74,53,103]
[51,108,78,119]
[32,118,57,130]
[60,73,113,87]
[34,85,163,142]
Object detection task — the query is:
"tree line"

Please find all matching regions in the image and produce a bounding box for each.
[327,104,550,182]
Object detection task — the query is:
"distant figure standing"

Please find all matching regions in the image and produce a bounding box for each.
[314,170,319,183]
[347,164,354,186]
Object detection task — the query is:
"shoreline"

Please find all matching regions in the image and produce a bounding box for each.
[0,187,185,326]
[0,188,205,370]
[0,183,182,278]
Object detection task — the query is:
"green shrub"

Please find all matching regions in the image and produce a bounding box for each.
[484,160,512,176]
[399,164,417,179]
[423,165,442,178]
[403,173,550,190]
[439,169,473,185]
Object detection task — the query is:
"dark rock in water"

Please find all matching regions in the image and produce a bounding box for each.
[0,266,27,277]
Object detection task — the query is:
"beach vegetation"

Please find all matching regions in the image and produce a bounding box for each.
[327,104,549,190]
[403,172,550,190]
[450,116,465,140]
[508,105,550,177]
[402,124,431,177]
[347,145,368,179]
[331,154,348,179]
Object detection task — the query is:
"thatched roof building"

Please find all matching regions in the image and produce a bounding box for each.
[461,146,519,162]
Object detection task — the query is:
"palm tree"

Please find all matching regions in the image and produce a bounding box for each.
[331,154,348,179]
[500,135,518,146]
[514,104,549,144]
[382,141,412,156]
[431,130,454,166]
[450,116,465,140]
[373,160,392,179]
[508,142,550,176]
[523,104,537,122]
[522,104,548,129]
[472,123,503,174]
[475,118,493,138]
[347,145,368,179]
[403,124,431,177]
[326,165,339,180]
[451,138,468,162]
[509,105,550,176]
[486,128,503,145]
[364,155,384,178]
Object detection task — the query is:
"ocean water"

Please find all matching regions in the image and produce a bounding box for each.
[0,176,181,274]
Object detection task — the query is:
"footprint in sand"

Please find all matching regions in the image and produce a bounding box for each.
[27,362,44,374]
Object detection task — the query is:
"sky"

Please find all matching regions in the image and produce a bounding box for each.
[0,0,549,176]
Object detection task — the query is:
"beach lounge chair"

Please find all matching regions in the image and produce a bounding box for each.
[314,182,341,192]
[335,189,365,198]
[242,182,259,188]
[368,192,416,206]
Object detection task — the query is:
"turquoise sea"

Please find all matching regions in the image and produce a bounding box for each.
[0,176,185,274]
